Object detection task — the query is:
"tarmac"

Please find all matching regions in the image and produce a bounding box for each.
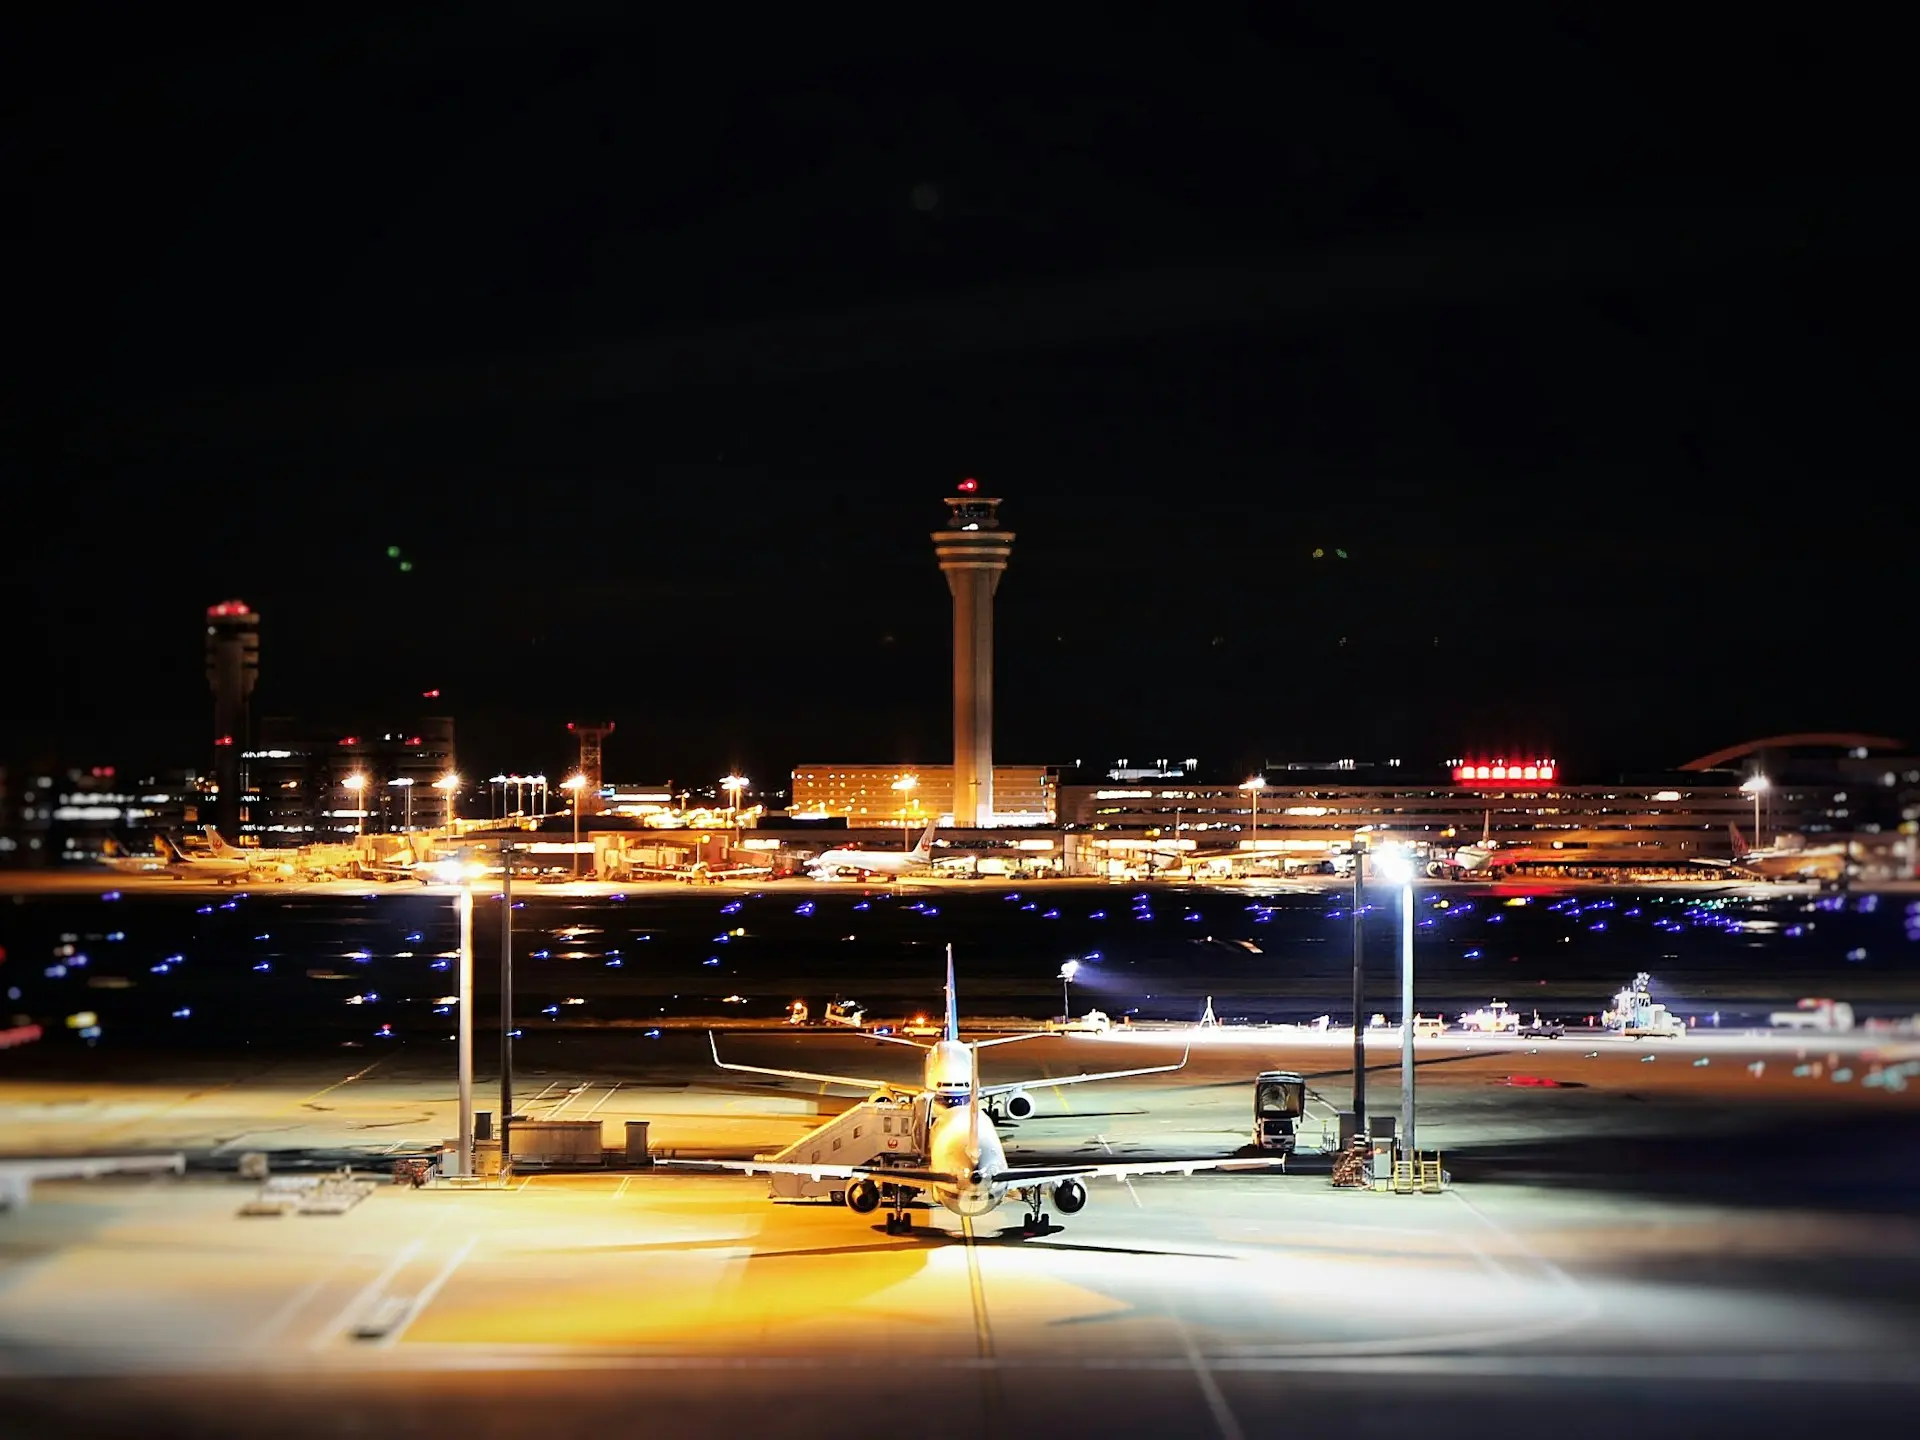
[4,1030,1919,1437]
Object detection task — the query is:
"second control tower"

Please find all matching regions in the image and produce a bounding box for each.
[932,481,1015,827]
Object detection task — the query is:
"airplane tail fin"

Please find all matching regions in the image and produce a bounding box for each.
[912,821,937,861]
[966,1042,982,1164]
[1730,823,1749,856]
[944,944,960,1044]
[154,834,184,862]
[204,826,236,858]
[1481,810,1491,848]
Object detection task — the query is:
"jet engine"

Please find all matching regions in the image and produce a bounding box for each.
[845,1178,881,1214]
[1003,1090,1034,1120]
[1052,1178,1087,1214]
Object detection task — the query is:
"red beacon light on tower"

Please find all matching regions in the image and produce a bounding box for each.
[957,477,978,493]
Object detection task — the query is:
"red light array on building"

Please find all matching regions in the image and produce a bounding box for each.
[206,600,252,618]
[214,736,233,747]
[1454,760,1556,785]
[339,736,359,746]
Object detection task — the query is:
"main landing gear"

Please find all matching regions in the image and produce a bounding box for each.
[1017,1189,1052,1234]
[883,1184,920,1234]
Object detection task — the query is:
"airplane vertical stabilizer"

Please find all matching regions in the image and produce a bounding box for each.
[913,821,938,861]
[1730,823,1749,856]
[945,944,960,1044]
[966,1041,982,1164]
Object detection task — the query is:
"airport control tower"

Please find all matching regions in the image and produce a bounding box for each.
[932,482,1015,827]
[205,599,259,836]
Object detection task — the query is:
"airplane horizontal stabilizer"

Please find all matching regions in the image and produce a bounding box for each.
[706,1031,922,1094]
[968,1032,1055,1049]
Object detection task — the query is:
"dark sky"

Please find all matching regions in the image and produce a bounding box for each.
[1,11,1900,789]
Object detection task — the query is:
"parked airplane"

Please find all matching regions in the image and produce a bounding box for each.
[103,834,252,882]
[707,946,1185,1120]
[203,828,297,880]
[1723,825,1849,883]
[806,821,939,880]
[684,949,1269,1230]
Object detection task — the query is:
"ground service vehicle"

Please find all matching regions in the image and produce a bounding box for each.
[1253,1071,1306,1155]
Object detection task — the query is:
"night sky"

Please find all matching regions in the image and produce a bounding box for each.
[2,13,1898,789]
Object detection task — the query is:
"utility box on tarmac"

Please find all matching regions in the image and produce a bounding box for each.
[511,1120,605,1167]
[624,1121,652,1167]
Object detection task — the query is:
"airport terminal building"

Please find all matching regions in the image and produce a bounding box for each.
[789,764,1054,828]
[1050,738,1920,877]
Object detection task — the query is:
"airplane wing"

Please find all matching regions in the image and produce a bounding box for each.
[0,1154,186,1209]
[994,1156,1280,1186]
[706,1032,923,1094]
[979,1047,1191,1097]
[660,1158,956,1185]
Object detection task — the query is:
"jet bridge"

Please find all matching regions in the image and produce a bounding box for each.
[765,1095,926,1202]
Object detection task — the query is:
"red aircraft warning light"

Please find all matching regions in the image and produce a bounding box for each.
[206,600,253,618]
[1453,760,1556,785]
[958,477,978,493]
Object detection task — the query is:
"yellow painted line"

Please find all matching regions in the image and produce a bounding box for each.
[298,1058,388,1109]
[959,1216,994,1361]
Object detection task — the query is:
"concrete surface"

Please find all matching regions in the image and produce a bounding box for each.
[4,1030,1919,1437]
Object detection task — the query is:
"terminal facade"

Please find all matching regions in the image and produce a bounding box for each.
[789,764,1054,828]
[243,716,457,842]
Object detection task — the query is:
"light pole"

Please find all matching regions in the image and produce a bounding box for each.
[1374,847,1417,1161]
[390,777,415,834]
[892,773,919,848]
[499,838,515,1173]
[1740,774,1768,849]
[434,772,460,831]
[342,773,367,838]
[455,881,475,1177]
[564,773,587,880]
[721,774,748,844]
[1058,958,1080,1024]
[1241,775,1266,877]
[1352,836,1368,1131]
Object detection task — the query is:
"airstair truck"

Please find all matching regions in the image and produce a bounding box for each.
[765,1095,926,1204]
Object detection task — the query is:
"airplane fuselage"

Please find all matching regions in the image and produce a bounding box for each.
[925,1103,1009,1217]
[809,849,924,878]
[924,1039,972,1098]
